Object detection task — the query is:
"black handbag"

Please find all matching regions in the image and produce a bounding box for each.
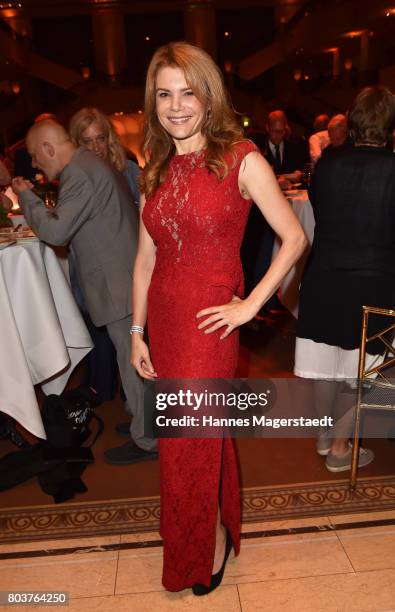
[41,386,104,449]
[0,387,104,502]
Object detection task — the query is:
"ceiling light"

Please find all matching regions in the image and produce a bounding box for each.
[344,30,364,38]
[81,66,90,80]
[224,60,232,73]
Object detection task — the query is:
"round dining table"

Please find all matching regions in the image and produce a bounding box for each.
[0,235,93,439]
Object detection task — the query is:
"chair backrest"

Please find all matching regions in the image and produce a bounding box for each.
[358,306,395,387]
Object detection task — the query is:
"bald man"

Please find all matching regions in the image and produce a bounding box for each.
[328,114,348,147]
[321,114,352,160]
[11,113,58,181]
[12,120,158,465]
[313,114,329,132]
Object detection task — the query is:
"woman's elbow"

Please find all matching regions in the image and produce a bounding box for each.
[290,226,308,257]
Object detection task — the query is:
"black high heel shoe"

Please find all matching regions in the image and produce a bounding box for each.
[192,529,233,596]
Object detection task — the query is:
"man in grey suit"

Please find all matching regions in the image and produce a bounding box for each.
[12,120,157,464]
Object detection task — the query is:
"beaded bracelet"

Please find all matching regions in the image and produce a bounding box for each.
[129,325,144,335]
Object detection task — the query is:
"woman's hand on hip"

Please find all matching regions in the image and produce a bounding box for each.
[196,296,257,339]
[130,335,158,379]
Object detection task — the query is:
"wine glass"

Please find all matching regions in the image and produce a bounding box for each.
[303,163,313,188]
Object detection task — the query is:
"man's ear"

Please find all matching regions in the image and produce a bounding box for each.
[42,141,55,157]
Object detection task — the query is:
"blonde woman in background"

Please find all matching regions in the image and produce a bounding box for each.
[69,107,140,209]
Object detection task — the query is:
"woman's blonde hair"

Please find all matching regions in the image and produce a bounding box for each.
[69,107,127,172]
[142,41,244,198]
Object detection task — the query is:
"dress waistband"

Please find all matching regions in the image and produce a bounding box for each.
[152,259,244,295]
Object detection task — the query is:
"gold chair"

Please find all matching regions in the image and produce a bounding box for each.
[350,305,395,490]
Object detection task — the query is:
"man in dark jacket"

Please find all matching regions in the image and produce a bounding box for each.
[263,110,309,174]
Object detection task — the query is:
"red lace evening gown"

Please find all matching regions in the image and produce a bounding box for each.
[142,140,257,591]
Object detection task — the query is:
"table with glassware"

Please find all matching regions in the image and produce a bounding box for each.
[0,225,93,439]
[272,188,315,317]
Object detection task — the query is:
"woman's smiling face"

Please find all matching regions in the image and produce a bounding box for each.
[155,65,205,147]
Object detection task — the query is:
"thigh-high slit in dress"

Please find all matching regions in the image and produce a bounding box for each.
[142,140,257,591]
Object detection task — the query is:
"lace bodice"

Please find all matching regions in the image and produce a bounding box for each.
[143,140,258,293]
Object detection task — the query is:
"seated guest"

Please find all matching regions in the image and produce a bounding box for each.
[243,109,307,316]
[12,120,157,465]
[263,110,309,174]
[321,114,353,160]
[313,114,330,133]
[328,114,348,147]
[309,114,330,165]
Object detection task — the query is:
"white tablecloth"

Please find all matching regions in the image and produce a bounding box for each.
[272,189,315,318]
[10,213,70,279]
[0,239,93,438]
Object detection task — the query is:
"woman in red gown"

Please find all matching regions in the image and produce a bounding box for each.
[131,42,306,594]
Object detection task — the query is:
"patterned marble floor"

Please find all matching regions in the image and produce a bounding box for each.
[1,509,394,611]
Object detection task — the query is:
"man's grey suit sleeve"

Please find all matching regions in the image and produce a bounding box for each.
[19,168,94,246]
